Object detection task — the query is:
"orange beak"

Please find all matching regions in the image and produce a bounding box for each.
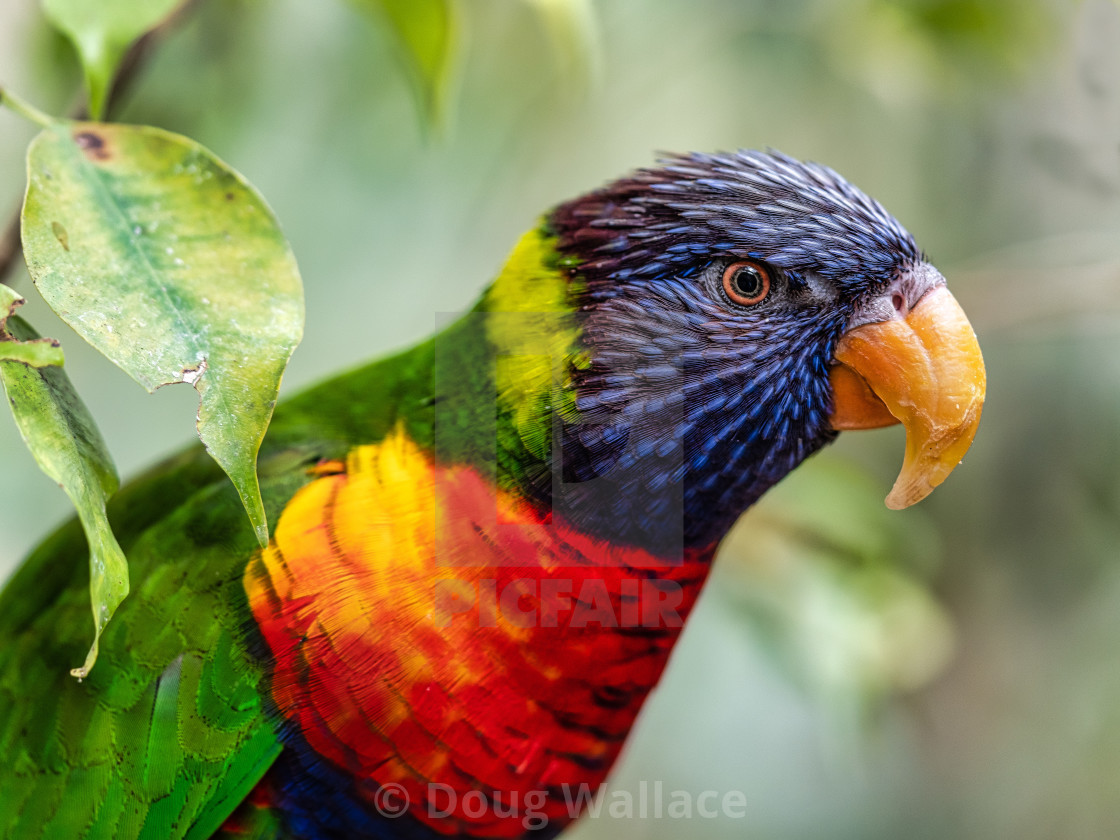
[829,285,986,509]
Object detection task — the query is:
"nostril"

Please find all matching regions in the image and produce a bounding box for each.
[892,292,905,315]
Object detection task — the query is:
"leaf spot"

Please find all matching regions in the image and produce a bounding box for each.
[73,130,111,161]
[51,221,70,251]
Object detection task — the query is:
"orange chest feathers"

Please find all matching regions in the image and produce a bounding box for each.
[244,427,712,837]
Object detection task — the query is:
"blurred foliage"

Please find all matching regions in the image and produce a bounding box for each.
[722,458,950,708]
[348,0,458,127]
[4,0,1120,838]
[522,0,602,91]
[820,0,1057,102]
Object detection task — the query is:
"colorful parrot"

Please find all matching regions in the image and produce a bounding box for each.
[0,150,984,839]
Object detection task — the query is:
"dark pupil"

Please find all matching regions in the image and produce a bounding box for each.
[731,266,763,299]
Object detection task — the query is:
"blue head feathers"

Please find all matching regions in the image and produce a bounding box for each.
[551,149,922,295]
[536,150,925,553]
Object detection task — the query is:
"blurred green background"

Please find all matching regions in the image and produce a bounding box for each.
[4,0,1120,837]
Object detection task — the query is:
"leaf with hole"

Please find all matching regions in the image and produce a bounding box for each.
[0,284,64,367]
[21,121,304,547]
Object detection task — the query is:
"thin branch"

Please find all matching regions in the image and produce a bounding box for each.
[0,209,21,286]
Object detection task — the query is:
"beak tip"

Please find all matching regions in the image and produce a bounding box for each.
[884,446,974,510]
[884,484,929,511]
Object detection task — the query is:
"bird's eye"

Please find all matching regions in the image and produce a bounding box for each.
[721,260,772,306]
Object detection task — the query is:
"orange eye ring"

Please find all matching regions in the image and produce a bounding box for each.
[721,260,772,306]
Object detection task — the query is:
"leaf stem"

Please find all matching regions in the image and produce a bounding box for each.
[0,87,55,128]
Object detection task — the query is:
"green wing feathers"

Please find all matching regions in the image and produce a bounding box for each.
[0,347,427,839]
[0,450,283,838]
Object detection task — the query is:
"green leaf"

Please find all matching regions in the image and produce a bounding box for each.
[1,282,28,328]
[0,315,127,679]
[0,338,66,367]
[0,283,65,367]
[41,0,186,119]
[21,122,305,547]
[350,0,457,127]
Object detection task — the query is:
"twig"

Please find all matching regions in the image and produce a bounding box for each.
[0,87,54,127]
[0,208,20,285]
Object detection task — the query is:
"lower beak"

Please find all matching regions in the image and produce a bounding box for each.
[829,286,986,509]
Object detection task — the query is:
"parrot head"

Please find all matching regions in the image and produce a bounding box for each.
[491,149,986,551]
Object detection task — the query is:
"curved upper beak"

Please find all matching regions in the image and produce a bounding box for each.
[828,266,986,509]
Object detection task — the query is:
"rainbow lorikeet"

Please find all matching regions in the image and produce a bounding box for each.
[0,150,984,839]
